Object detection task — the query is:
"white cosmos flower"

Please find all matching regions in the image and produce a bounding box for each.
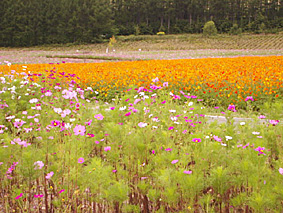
[169,110,176,113]
[225,136,233,140]
[171,116,178,121]
[119,106,126,111]
[65,123,73,129]
[29,98,39,103]
[6,115,15,120]
[252,132,260,135]
[240,122,246,126]
[54,108,62,114]
[188,102,193,106]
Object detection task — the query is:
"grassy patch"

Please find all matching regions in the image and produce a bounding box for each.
[45,54,151,61]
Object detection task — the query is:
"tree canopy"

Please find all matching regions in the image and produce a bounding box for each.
[0,0,282,46]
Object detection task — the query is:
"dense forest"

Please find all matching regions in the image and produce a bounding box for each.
[0,0,282,47]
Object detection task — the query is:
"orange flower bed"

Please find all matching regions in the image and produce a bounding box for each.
[1,56,283,103]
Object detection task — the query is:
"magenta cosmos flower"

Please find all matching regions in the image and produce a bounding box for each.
[254,146,266,155]
[125,112,131,116]
[73,125,86,136]
[192,138,201,143]
[78,157,85,164]
[183,170,192,174]
[15,193,23,200]
[228,104,236,112]
[94,114,104,120]
[244,96,254,101]
[51,120,61,127]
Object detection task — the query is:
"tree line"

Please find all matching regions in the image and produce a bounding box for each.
[0,0,282,47]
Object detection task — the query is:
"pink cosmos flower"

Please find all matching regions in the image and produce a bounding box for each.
[152,150,156,154]
[13,119,26,128]
[104,146,111,151]
[46,171,54,179]
[45,91,52,96]
[141,177,148,180]
[192,138,201,143]
[165,148,172,152]
[168,126,174,130]
[269,120,279,126]
[163,82,168,87]
[112,170,117,173]
[183,170,192,174]
[161,100,166,104]
[258,115,266,119]
[152,77,159,83]
[279,168,283,175]
[78,157,85,164]
[94,114,104,120]
[242,143,250,149]
[138,122,147,128]
[59,189,65,194]
[134,99,141,105]
[213,135,222,142]
[34,161,44,170]
[73,125,86,136]
[171,160,179,164]
[34,194,44,198]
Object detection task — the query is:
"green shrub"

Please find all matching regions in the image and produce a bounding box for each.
[203,21,218,36]
[229,24,243,35]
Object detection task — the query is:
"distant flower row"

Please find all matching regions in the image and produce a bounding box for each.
[1,56,282,105]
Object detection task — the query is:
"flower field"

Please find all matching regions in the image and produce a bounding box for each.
[1,56,283,108]
[0,56,283,212]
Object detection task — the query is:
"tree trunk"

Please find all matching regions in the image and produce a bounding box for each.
[167,16,170,34]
